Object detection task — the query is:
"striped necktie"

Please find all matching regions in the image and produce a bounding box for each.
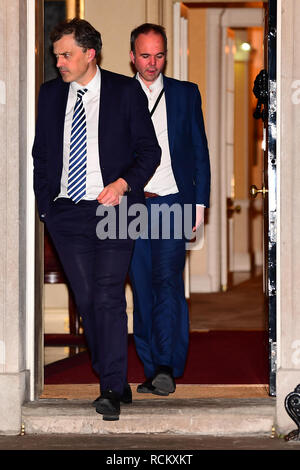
[67,88,88,203]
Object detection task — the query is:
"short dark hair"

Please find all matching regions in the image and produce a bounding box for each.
[130,23,167,55]
[50,18,102,59]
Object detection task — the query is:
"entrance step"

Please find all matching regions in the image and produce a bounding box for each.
[22,397,275,436]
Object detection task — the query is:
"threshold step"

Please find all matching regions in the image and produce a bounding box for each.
[22,398,275,436]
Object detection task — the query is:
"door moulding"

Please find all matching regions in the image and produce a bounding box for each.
[26,0,36,402]
[205,7,263,291]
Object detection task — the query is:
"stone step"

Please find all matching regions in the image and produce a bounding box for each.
[22,398,276,436]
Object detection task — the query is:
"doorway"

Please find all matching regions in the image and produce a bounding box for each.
[180,3,271,393]
[38,1,275,400]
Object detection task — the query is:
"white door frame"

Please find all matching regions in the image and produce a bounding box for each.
[26,0,36,401]
[205,7,264,291]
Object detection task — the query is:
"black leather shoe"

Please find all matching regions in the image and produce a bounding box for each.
[95,390,120,421]
[137,378,169,396]
[93,383,132,407]
[152,366,176,394]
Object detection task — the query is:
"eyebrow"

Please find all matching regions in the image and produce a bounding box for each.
[139,51,165,56]
[54,51,71,56]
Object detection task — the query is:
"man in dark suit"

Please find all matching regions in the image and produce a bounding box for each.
[32,18,161,421]
[129,24,210,396]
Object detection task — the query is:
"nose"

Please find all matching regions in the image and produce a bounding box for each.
[56,55,65,68]
[149,55,156,66]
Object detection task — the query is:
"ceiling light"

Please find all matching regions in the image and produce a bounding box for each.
[240,42,251,51]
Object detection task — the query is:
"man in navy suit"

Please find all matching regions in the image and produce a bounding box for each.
[129,24,210,396]
[32,19,161,420]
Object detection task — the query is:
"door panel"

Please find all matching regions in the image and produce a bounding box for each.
[251,0,277,396]
[265,0,277,397]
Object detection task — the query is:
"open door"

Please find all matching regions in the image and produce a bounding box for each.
[264,0,277,397]
[250,0,277,396]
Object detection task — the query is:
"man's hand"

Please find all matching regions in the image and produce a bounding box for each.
[97,178,128,206]
[192,205,205,232]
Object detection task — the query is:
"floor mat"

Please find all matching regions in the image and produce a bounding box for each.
[44,331,269,385]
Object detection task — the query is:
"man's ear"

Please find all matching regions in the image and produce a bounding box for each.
[88,48,96,62]
[129,50,135,64]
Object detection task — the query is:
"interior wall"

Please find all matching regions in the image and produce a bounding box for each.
[233,57,249,264]
[85,0,146,77]
[188,8,207,112]
[233,27,264,271]
[248,27,264,268]
[84,0,174,78]
[186,7,209,285]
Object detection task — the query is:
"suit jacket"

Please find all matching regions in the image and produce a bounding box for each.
[32,68,161,220]
[163,75,210,208]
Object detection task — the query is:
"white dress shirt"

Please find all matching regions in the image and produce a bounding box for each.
[58,66,104,200]
[137,73,205,211]
[137,73,178,196]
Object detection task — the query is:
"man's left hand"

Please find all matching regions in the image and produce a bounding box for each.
[192,205,205,232]
[97,178,128,206]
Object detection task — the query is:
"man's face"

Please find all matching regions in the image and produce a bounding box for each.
[130,32,166,87]
[53,33,95,85]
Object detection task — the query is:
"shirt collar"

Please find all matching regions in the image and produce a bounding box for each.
[136,73,163,96]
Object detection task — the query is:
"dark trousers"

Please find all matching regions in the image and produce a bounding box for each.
[46,198,134,395]
[129,193,189,379]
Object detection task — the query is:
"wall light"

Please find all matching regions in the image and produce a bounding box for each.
[240,42,251,52]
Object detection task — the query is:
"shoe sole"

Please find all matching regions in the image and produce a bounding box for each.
[102,415,119,421]
[93,398,132,407]
[95,407,120,421]
[95,401,120,421]
[152,373,176,393]
[92,393,132,406]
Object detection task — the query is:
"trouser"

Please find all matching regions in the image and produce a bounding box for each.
[46,197,134,395]
[129,193,189,379]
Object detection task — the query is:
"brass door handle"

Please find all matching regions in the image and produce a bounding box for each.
[250,184,268,198]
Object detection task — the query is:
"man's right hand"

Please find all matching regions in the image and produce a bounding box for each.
[97,178,128,206]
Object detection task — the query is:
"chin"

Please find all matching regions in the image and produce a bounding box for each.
[60,72,72,82]
[146,73,159,82]
[61,77,72,83]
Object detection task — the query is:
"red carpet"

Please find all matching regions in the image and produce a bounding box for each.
[44,331,269,385]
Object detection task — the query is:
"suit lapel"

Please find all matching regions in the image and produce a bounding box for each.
[163,75,177,155]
